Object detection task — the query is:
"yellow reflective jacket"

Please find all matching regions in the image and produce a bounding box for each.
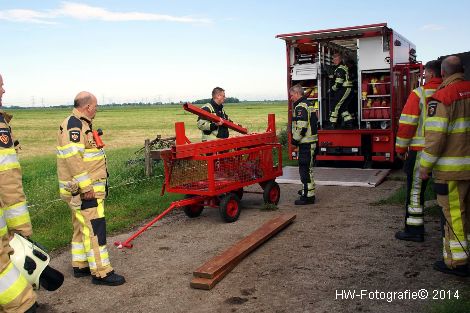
[0,110,32,237]
[420,73,470,180]
[57,109,108,201]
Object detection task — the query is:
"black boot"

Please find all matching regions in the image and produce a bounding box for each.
[433,260,469,277]
[295,196,315,205]
[395,230,424,242]
[73,267,91,278]
[92,271,126,286]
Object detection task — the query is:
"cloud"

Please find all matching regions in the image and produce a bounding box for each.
[0,2,211,24]
[420,24,445,31]
[0,9,57,24]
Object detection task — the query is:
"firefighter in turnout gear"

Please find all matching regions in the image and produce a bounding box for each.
[326,53,354,129]
[57,91,125,286]
[0,74,38,313]
[419,56,470,277]
[289,85,318,205]
[197,87,229,141]
[395,60,442,243]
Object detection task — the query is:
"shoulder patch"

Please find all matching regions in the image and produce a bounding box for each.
[0,114,5,123]
[69,130,81,143]
[427,101,438,117]
[0,128,13,148]
[67,116,82,130]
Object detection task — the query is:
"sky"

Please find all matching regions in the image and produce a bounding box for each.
[0,0,469,107]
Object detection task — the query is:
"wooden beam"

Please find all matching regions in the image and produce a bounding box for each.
[190,214,296,289]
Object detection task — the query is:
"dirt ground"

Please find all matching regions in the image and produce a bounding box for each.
[36,172,468,313]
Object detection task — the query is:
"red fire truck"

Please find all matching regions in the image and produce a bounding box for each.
[276,23,423,166]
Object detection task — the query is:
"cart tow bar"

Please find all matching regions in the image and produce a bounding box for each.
[114,196,208,249]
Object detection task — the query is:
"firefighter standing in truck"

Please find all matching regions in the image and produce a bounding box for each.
[326,52,354,130]
[419,56,470,277]
[290,84,318,205]
[395,60,442,243]
[57,91,125,286]
[0,73,38,313]
[197,87,230,141]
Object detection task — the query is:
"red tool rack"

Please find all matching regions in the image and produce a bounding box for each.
[115,113,283,249]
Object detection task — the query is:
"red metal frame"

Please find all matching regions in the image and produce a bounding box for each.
[183,103,248,134]
[115,114,283,249]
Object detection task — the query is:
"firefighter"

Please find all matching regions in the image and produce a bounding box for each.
[326,53,354,129]
[0,74,38,313]
[57,91,125,286]
[197,87,229,141]
[419,56,470,277]
[395,60,442,242]
[289,84,318,205]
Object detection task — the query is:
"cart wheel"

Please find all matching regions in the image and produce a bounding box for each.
[263,181,280,205]
[183,195,204,218]
[219,193,241,223]
[234,188,244,200]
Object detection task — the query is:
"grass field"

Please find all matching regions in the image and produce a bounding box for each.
[6,101,288,249]
[9,101,288,158]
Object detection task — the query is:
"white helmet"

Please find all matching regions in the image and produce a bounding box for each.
[9,233,63,291]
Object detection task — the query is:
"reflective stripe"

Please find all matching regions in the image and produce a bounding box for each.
[56,143,85,159]
[59,181,72,196]
[395,136,411,148]
[0,212,7,237]
[434,157,470,171]
[425,117,449,132]
[406,217,423,226]
[448,118,470,134]
[399,114,418,125]
[451,251,468,260]
[450,240,467,249]
[93,181,106,193]
[83,148,105,161]
[71,242,87,262]
[4,201,30,230]
[0,149,20,172]
[74,172,92,188]
[0,262,28,305]
[409,137,424,147]
[407,206,423,214]
[420,151,438,168]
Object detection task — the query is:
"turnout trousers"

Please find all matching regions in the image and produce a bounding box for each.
[434,180,470,268]
[68,198,113,278]
[0,234,36,313]
[329,88,353,124]
[298,143,316,198]
[403,150,428,234]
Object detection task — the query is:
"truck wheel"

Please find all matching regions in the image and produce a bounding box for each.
[263,181,280,205]
[219,193,240,223]
[183,195,204,218]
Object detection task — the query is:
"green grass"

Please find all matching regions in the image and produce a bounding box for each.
[372,179,436,206]
[425,287,470,313]
[23,146,180,250]
[9,102,288,251]
[8,101,288,158]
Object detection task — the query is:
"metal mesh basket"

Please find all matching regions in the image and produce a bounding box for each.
[166,147,272,192]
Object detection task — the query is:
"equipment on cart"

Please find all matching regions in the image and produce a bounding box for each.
[114,106,282,249]
[9,233,64,291]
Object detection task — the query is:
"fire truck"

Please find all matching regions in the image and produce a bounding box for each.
[276,23,422,166]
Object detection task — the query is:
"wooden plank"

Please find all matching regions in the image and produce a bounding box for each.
[190,261,238,290]
[193,214,296,279]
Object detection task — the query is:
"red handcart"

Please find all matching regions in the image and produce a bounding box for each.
[115,111,283,249]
